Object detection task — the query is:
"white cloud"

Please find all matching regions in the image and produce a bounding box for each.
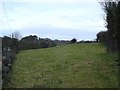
[0,4,104,30]
[0,1,106,40]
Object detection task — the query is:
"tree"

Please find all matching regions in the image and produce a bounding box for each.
[2,36,19,53]
[19,35,56,50]
[19,35,39,50]
[71,38,77,43]
[96,31,108,43]
[9,31,22,40]
[99,0,120,53]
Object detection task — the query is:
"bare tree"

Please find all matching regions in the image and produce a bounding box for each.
[9,31,22,40]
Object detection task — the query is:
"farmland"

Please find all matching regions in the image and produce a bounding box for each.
[4,43,118,88]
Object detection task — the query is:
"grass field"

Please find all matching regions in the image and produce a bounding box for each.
[4,43,118,88]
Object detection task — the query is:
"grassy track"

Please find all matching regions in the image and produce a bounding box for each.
[5,43,118,88]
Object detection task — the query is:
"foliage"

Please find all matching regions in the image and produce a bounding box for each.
[96,31,108,44]
[54,39,70,45]
[70,38,77,43]
[19,35,56,50]
[78,40,94,43]
[2,36,19,53]
[98,1,120,53]
[2,35,57,51]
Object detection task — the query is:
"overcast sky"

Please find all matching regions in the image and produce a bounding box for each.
[0,0,106,41]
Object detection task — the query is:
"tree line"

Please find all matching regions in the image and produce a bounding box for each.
[2,35,57,53]
[97,0,120,53]
[2,34,80,53]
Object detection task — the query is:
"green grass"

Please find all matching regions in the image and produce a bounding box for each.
[5,43,118,88]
